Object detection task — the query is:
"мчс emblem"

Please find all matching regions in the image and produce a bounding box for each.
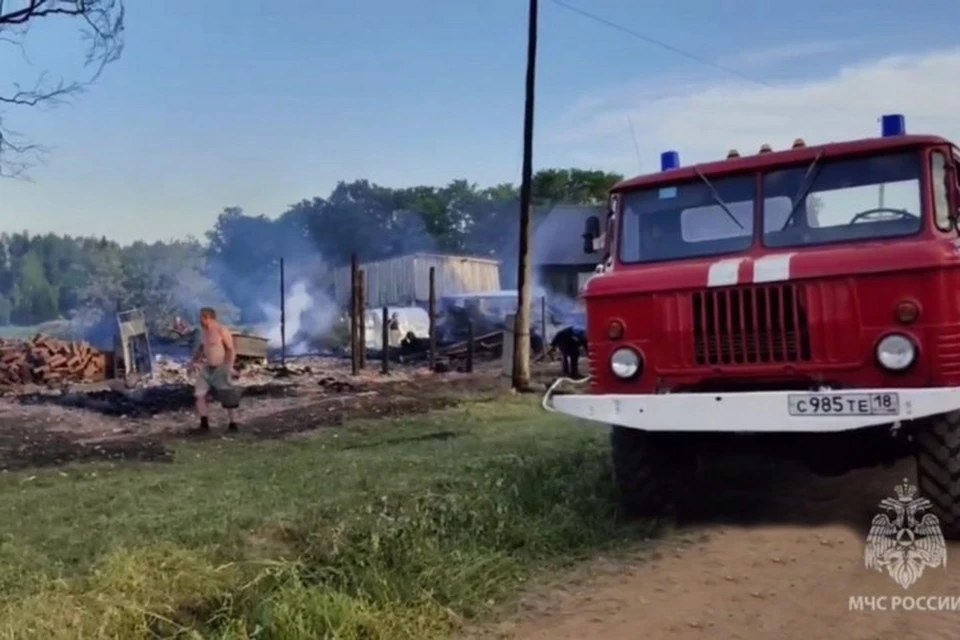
[864,478,947,589]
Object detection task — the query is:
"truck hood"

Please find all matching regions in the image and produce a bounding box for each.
[584,240,960,297]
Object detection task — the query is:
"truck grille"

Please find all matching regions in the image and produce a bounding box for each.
[692,284,812,365]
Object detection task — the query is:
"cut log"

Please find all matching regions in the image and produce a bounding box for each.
[47,355,67,368]
[0,334,110,386]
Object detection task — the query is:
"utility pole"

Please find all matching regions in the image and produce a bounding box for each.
[512,0,538,392]
[279,258,286,368]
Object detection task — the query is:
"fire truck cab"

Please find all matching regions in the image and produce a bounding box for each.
[543,114,960,537]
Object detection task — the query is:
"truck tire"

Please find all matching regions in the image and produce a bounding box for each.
[915,411,960,540]
[610,426,697,520]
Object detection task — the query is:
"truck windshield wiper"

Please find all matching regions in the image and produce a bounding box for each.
[694,166,743,229]
[778,150,824,231]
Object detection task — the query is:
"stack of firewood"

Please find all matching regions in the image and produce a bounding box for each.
[0,335,108,386]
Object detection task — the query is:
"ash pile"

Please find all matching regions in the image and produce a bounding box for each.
[16,379,300,418]
[14,358,302,418]
[13,350,366,418]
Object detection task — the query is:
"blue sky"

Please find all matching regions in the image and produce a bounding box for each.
[2,0,959,243]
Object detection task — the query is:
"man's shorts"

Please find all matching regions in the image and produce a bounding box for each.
[194,373,212,398]
[194,365,231,399]
[194,365,243,408]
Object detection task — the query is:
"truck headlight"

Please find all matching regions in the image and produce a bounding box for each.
[876,334,917,371]
[610,347,642,379]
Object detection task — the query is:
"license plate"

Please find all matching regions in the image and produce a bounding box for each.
[787,392,900,417]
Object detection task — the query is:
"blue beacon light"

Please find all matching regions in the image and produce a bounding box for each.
[660,150,680,171]
[881,114,906,137]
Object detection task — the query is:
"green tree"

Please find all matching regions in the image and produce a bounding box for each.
[532,168,623,204]
[0,166,622,328]
[122,240,236,332]
[10,250,58,324]
[205,207,299,323]
[77,239,126,314]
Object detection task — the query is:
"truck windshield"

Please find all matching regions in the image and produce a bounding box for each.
[763,151,922,248]
[619,175,758,263]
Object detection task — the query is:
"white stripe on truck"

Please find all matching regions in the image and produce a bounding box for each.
[706,254,796,287]
[706,258,744,287]
[752,253,796,283]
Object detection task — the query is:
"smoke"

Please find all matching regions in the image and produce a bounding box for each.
[492,203,592,329]
[201,206,344,351]
[258,280,338,355]
[13,186,603,363]
[547,293,586,329]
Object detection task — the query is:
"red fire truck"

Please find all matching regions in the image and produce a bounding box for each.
[543,114,960,537]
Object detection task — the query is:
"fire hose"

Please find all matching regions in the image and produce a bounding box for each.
[541,374,590,413]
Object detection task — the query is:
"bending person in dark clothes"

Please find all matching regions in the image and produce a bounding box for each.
[550,325,588,378]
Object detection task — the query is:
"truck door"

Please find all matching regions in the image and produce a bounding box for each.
[931,150,954,235]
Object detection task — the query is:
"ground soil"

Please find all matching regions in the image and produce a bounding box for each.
[468,457,960,640]
[0,357,538,471]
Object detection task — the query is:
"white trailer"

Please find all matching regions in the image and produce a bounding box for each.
[325,253,502,308]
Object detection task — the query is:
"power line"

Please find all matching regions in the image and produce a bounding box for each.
[550,0,772,88]
[548,1,959,133]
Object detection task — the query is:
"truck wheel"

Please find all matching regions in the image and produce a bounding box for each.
[915,411,960,540]
[610,426,697,520]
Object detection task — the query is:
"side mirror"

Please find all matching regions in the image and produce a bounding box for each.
[951,166,960,225]
[585,215,601,237]
[582,215,601,254]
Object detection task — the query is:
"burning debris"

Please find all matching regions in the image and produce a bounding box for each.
[147,357,360,393]
[439,331,507,360]
[164,317,269,365]
[14,356,367,417]
[0,335,108,387]
[17,381,300,418]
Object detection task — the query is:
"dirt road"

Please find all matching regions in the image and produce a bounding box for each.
[478,458,960,640]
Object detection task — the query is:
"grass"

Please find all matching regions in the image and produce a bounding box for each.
[0,397,659,639]
[0,321,75,340]
[0,324,45,339]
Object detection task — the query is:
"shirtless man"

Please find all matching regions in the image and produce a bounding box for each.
[188,307,239,433]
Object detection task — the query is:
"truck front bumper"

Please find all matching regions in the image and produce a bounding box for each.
[542,381,960,433]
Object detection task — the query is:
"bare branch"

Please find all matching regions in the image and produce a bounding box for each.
[0,118,47,179]
[0,0,125,176]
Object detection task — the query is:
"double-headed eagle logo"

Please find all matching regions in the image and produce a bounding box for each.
[864,478,947,589]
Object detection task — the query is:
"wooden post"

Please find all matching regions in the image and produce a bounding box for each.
[540,295,547,356]
[428,266,437,371]
[513,204,534,389]
[381,305,389,374]
[466,318,474,373]
[512,0,538,391]
[350,253,359,376]
[501,312,516,378]
[358,269,366,369]
[279,257,286,367]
